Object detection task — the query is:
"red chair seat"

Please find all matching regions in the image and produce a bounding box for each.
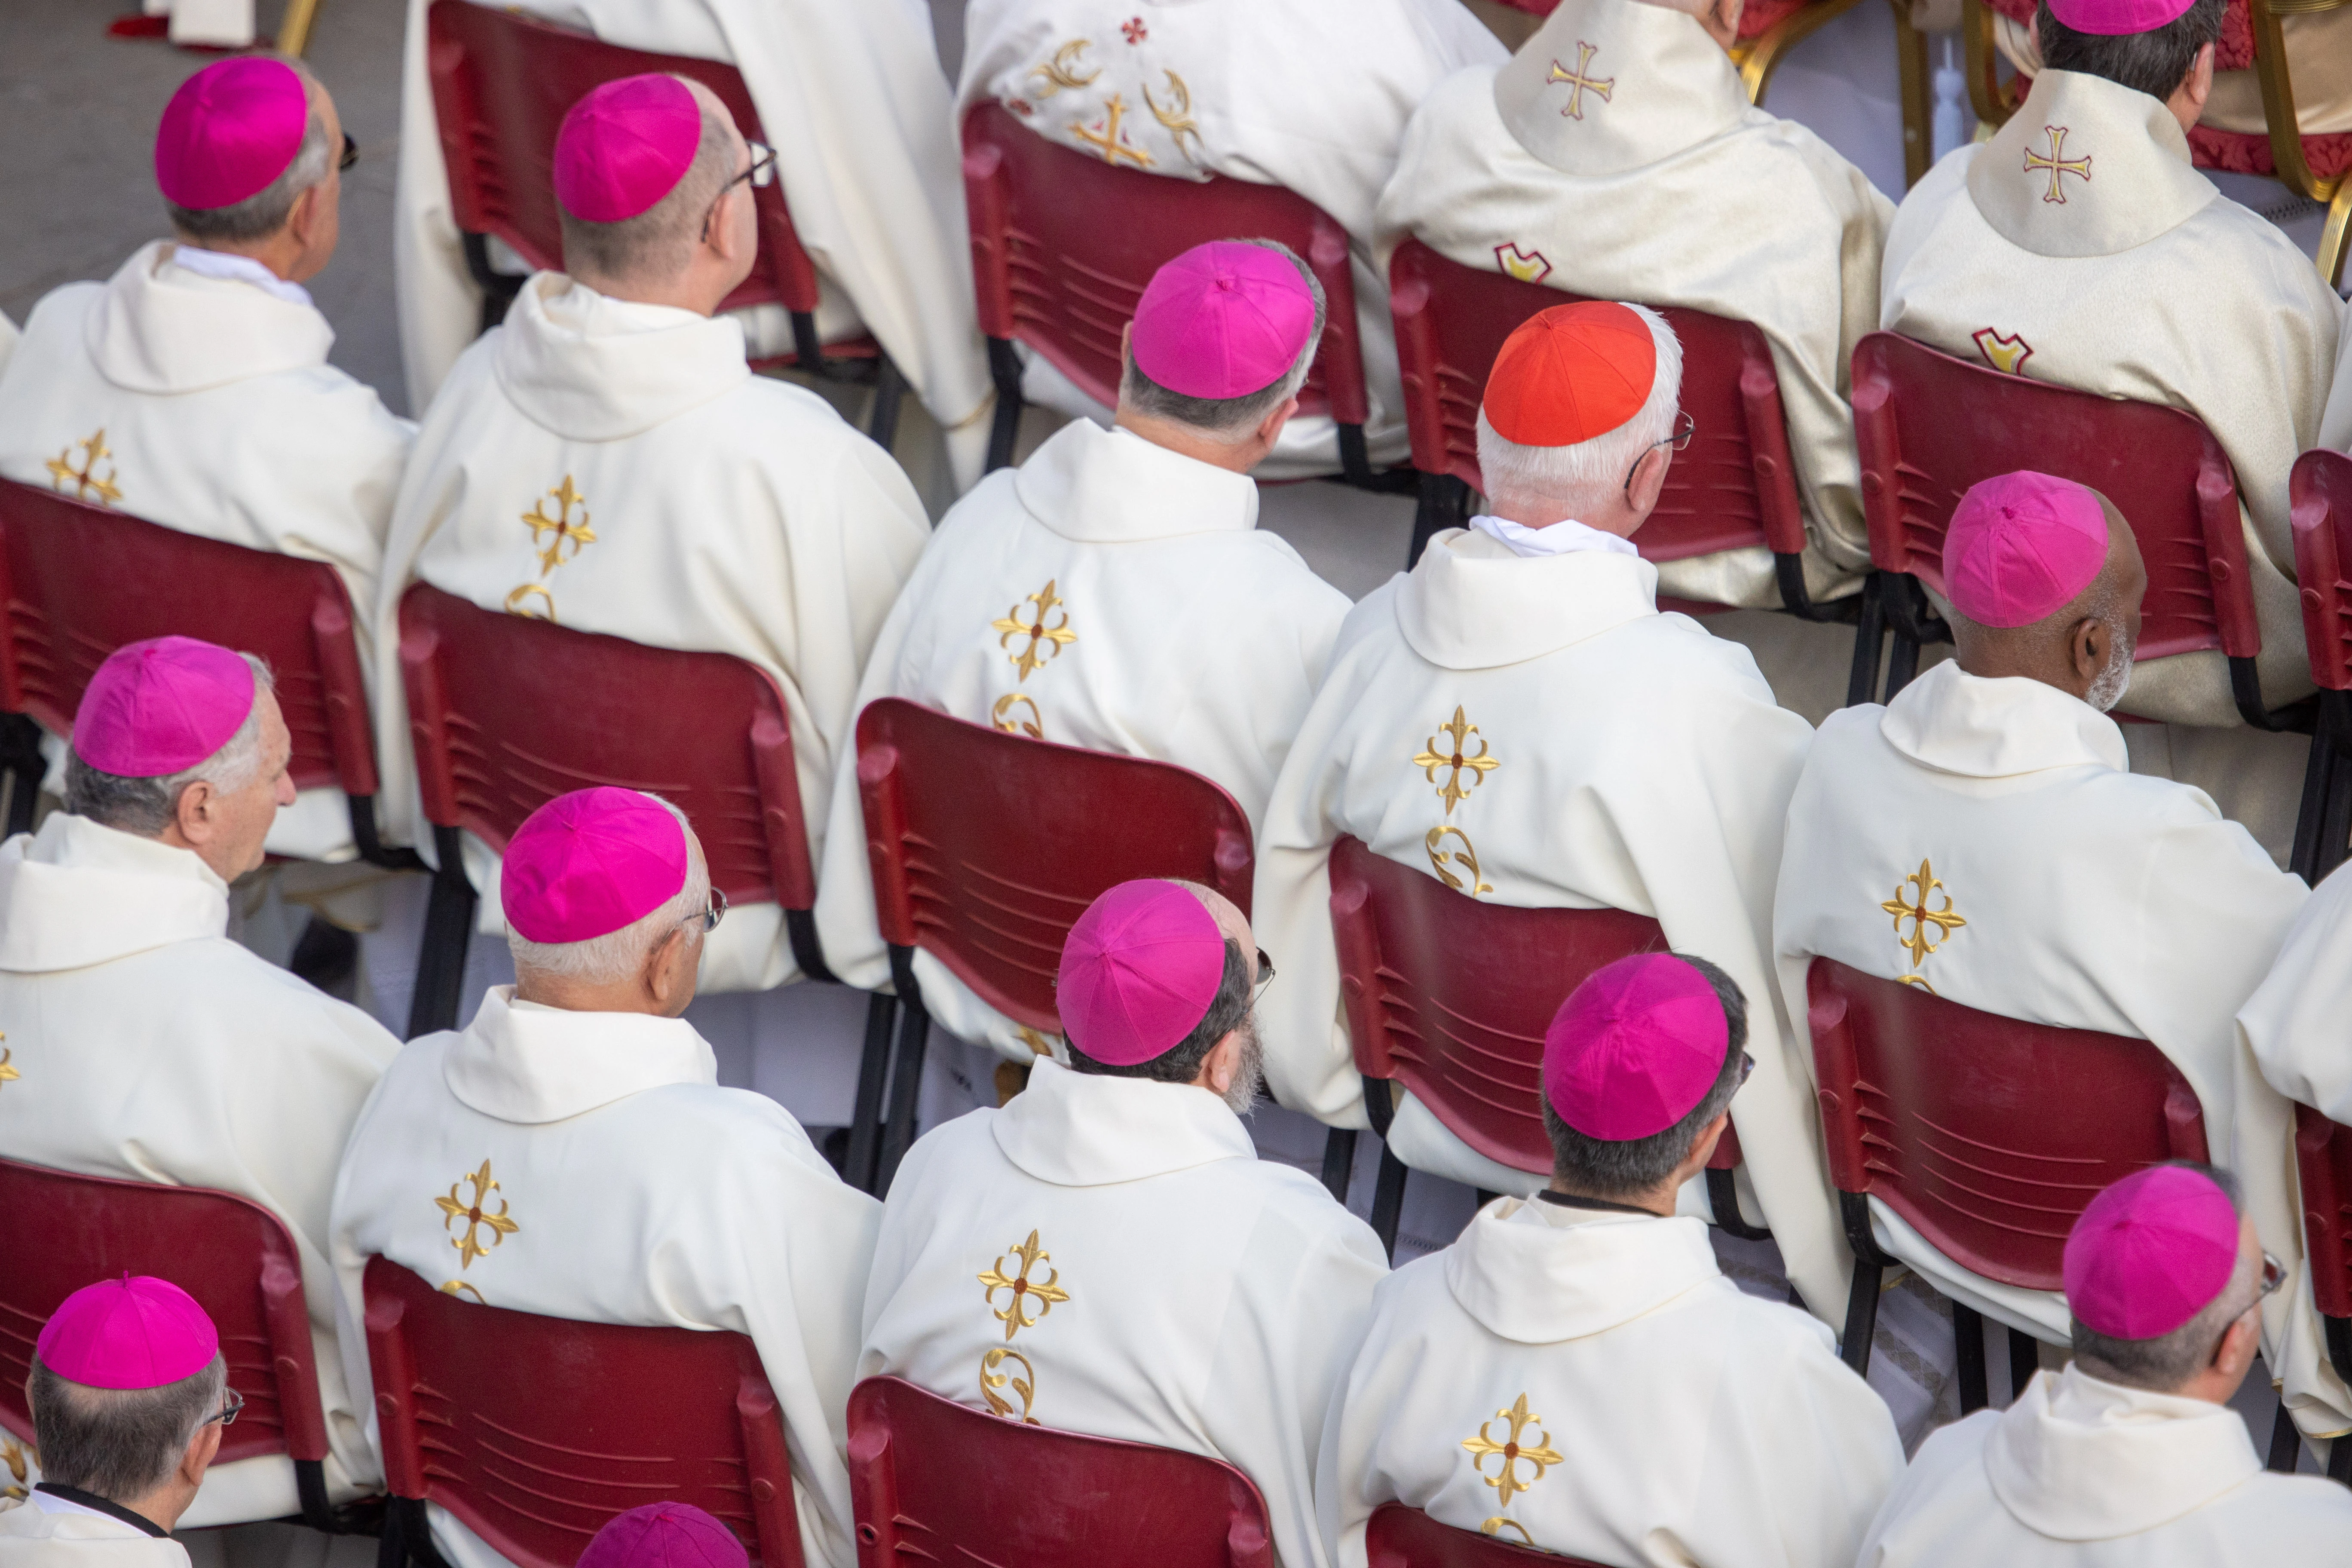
[1365,1501,1611,1568]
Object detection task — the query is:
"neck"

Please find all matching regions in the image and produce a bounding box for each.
[1112,409,1260,474]
[1544,1177,1676,1218]
[569,266,726,319]
[46,1482,176,1536]
[1487,490,1642,539]
[172,232,297,284]
[511,972,666,1017]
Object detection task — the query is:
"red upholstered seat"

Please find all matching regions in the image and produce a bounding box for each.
[2288,448,2352,880]
[2293,1104,2352,1483]
[1365,1501,1612,1568]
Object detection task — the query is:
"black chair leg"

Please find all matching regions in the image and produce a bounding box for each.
[2270,1403,2305,1473]
[1369,1143,1409,1262]
[1706,1167,1773,1242]
[2331,1431,2352,1488]
[294,1458,333,1534]
[404,826,476,1040]
[1953,1303,1989,1414]
[1840,1257,1883,1376]
[1847,573,1888,708]
[1883,632,1923,701]
[1320,1128,1357,1204]
[2008,1326,2040,1399]
[845,992,897,1194]
[875,946,931,1195]
[0,713,47,838]
[985,338,1025,473]
[867,355,906,454]
[1408,474,1468,568]
[2293,689,2352,883]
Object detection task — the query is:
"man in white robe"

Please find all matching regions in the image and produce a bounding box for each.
[0,58,414,864]
[394,0,993,482]
[0,639,399,1523]
[1253,302,1841,1314]
[1774,473,2323,1420]
[813,241,1351,1066]
[1858,1164,2352,1565]
[372,74,930,995]
[860,879,1388,1568]
[1376,0,1892,608]
[957,0,1504,478]
[329,788,880,1568]
[2324,303,2352,453]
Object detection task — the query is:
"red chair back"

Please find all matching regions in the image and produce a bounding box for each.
[961,100,1368,429]
[2292,448,2352,692]
[1327,835,1669,1174]
[363,1256,802,1568]
[854,697,1252,1035]
[425,0,820,320]
[1386,237,1809,572]
[397,582,814,911]
[1850,331,2260,666]
[0,1158,329,1470]
[2296,1103,2352,1319]
[1808,956,2210,1291]
[1365,1502,1610,1568]
[0,479,378,797]
[846,1375,1272,1568]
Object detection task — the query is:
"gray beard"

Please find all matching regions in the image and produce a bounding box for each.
[2087,632,2137,713]
[1220,1014,1267,1116]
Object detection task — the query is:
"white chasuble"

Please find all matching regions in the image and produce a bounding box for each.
[0,244,416,862]
[955,0,1505,479]
[857,1059,1389,1568]
[0,1497,190,1568]
[2322,300,2352,455]
[810,419,1351,1063]
[328,988,879,1568]
[1373,0,1891,609]
[0,814,400,1523]
[372,273,928,993]
[0,311,17,377]
[1772,663,2322,1397]
[1880,70,2342,728]
[1250,528,1847,1318]
[1856,1364,2352,1565]
[1322,1198,1902,1568]
[392,0,992,471]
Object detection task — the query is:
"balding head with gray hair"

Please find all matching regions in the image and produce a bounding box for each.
[64,653,276,838]
[506,793,713,988]
[166,56,336,246]
[1475,301,1684,527]
[557,75,743,294]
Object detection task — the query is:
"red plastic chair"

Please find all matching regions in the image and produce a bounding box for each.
[1365,1502,1610,1568]
[2294,1104,2352,1483]
[852,696,1253,1194]
[0,478,405,865]
[960,100,1388,488]
[1808,956,2211,1412]
[2290,449,2352,880]
[0,1158,337,1531]
[1387,238,1830,618]
[423,0,903,444]
[364,1256,803,1568]
[1846,331,2282,728]
[846,1376,1272,1568]
[1326,835,1760,1259]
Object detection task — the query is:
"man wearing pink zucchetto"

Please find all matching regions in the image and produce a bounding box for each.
[328,787,879,1568]
[814,242,1351,1090]
[0,639,398,1525]
[1322,953,1901,1568]
[0,1277,233,1567]
[858,879,1386,1568]
[1773,474,2323,1425]
[1858,1164,2352,1564]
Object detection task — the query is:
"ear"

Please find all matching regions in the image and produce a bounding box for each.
[2068,612,2109,688]
[183,1417,222,1487]
[1685,1110,1730,1174]
[2185,40,2216,111]
[1254,395,1301,453]
[1628,442,1673,515]
[2215,1301,2263,1375]
[172,778,217,846]
[285,182,321,247]
[643,924,695,1009]
[1711,0,1746,45]
[1194,1030,1243,1095]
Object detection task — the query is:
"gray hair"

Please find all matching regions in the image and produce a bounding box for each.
[1543,953,1746,1199]
[63,653,275,837]
[2072,1163,2250,1393]
[1475,302,1683,518]
[507,793,711,985]
[2040,0,2223,102]
[1118,239,1328,441]
[557,78,738,288]
[165,59,334,245]
[28,1353,227,1502]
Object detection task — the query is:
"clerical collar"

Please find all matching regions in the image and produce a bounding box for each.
[1536,1189,1662,1219]
[1468,513,1639,560]
[35,1484,168,1538]
[167,244,314,309]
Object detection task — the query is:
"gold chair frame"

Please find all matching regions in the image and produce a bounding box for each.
[1736,0,1938,185]
[279,0,322,55]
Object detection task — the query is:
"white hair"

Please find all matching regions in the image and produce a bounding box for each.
[1474,302,1683,519]
[63,653,276,836]
[506,793,712,986]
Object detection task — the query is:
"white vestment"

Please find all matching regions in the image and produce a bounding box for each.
[1321,1197,1902,1568]
[328,987,879,1568]
[1856,1364,2352,1565]
[2322,300,2352,454]
[0,814,399,1523]
[956,0,1505,478]
[392,0,992,474]
[0,311,18,376]
[811,419,1351,1062]
[0,244,415,862]
[1773,662,2326,1411]
[1374,0,1892,608]
[1880,70,2343,727]
[858,1059,1388,1568]
[1251,528,1847,1318]
[373,273,928,992]
[0,1496,189,1568]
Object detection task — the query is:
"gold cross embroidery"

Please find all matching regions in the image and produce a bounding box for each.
[980,1346,1041,1424]
[1481,1520,1534,1545]
[1462,1393,1565,1507]
[1546,43,1615,121]
[978,1229,1071,1341]
[1142,70,1203,164]
[434,1159,519,1269]
[2023,125,2091,204]
[45,429,122,507]
[1029,39,1100,98]
[1,1435,31,1501]
[1881,858,1966,969]
[504,583,557,622]
[1413,706,1499,816]
[1427,826,1493,897]
[992,692,1043,739]
[0,1045,17,1089]
[521,476,596,574]
[992,580,1077,680]
[1071,95,1155,168]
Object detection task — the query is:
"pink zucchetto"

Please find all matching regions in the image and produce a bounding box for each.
[1543,954,1729,1142]
[1056,880,1228,1066]
[554,75,705,224]
[1130,242,1317,401]
[155,57,311,211]
[2049,0,2196,35]
[72,636,257,780]
[1942,471,2112,629]
[501,787,689,945]
[36,1275,220,1391]
[577,1505,747,1568]
[2064,1165,2242,1340]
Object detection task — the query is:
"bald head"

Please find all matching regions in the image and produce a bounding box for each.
[1631,0,1746,50]
[557,76,753,312]
[1950,491,2145,711]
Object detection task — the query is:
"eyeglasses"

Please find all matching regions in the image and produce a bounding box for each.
[1252,948,1276,1004]
[699,141,776,243]
[207,1388,245,1429]
[684,887,727,935]
[2258,1250,2286,1300]
[338,132,358,173]
[1621,409,1695,503]
[1735,1050,1755,1090]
